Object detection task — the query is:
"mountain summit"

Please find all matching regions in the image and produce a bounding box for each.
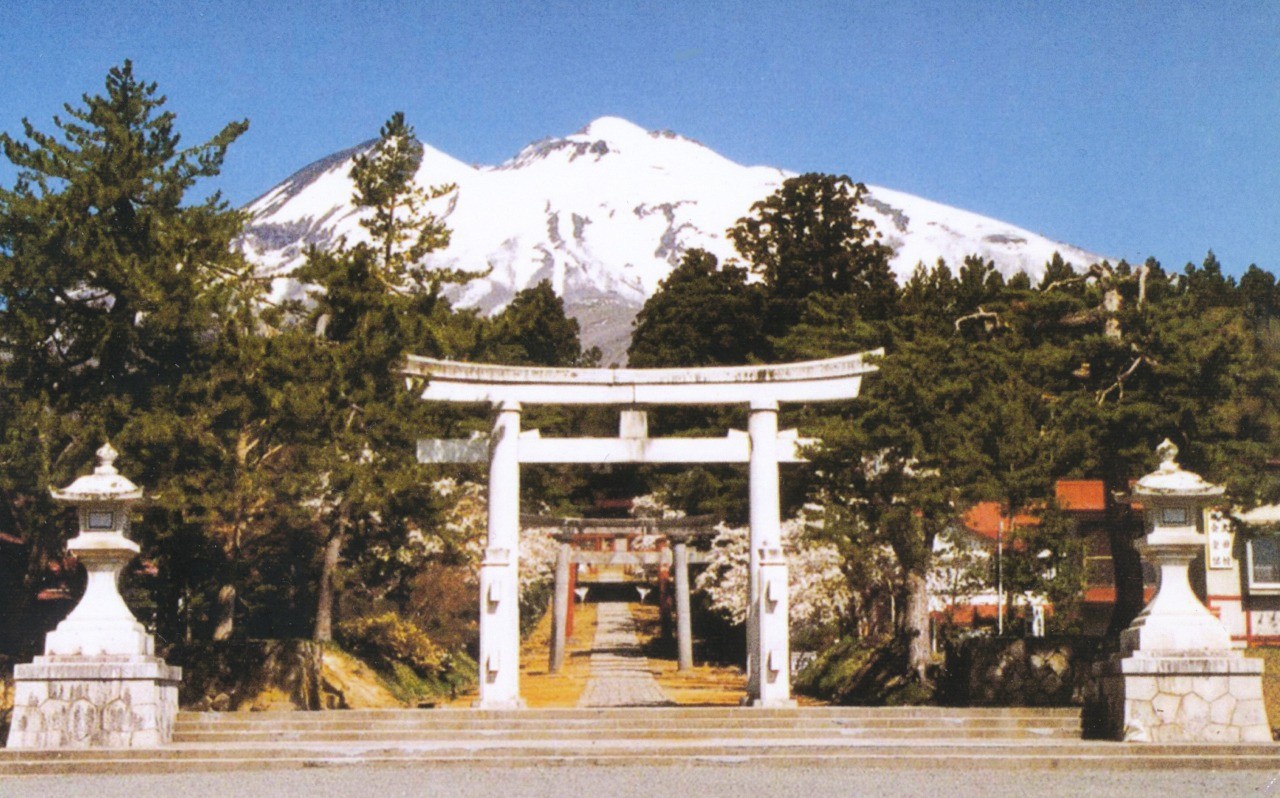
[240,117,1101,363]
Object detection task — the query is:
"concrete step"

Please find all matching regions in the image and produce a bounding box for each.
[173,728,1082,744]
[173,716,1083,731]
[8,707,1271,775]
[1,740,1278,775]
[172,723,1083,737]
[170,707,1082,742]
[175,706,1084,721]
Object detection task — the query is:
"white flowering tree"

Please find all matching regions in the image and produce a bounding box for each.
[432,478,559,606]
[695,509,851,640]
[927,527,992,623]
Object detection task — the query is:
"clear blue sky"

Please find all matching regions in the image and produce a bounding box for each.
[1,1,1276,277]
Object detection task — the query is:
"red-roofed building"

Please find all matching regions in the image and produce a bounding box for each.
[1055,480,1107,512]
[932,479,1152,636]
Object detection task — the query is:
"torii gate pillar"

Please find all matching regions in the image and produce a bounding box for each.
[477,401,524,708]
[748,399,793,706]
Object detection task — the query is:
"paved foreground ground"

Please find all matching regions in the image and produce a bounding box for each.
[3,762,1278,797]
[576,601,671,707]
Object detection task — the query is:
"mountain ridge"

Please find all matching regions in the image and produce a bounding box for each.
[239,117,1103,364]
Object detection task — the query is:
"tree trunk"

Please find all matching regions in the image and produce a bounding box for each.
[1105,488,1146,638]
[1103,285,1123,340]
[313,530,344,642]
[903,568,931,682]
[213,584,236,641]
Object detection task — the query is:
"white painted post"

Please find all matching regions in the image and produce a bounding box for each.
[674,541,693,671]
[550,543,570,674]
[747,399,787,704]
[477,401,524,708]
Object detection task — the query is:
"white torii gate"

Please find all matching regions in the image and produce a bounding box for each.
[405,351,879,708]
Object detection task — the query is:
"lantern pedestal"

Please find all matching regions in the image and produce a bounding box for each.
[7,657,182,749]
[1092,654,1269,743]
[6,443,181,749]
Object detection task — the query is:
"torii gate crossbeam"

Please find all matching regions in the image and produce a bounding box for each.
[405,351,879,709]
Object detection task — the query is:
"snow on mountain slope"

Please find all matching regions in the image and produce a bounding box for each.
[240,116,1102,364]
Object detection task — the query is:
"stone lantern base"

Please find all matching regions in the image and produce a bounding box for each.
[7,655,182,749]
[1088,653,1271,742]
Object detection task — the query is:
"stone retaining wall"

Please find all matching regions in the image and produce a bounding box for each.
[942,637,1105,706]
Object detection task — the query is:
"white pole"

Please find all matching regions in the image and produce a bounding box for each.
[550,543,570,673]
[997,517,1004,636]
[477,400,523,708]
[675,541,693,671]
[748,399,791,706]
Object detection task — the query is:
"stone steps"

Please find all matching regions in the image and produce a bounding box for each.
[2,742,1279,774]
[173,706,1086,723]
[171,706,1082,741]
[2,706,1275,774]
[173,730,1083,744]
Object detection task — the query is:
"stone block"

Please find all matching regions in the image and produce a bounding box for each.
[1160,675,1194,695]
[1230,675,1266,697]
[1125,698,1158,741]
[1152,691,1182,722]
[1209,693,1238,725]
[1126,676,1158,701]
[1201,723,1240,742]
[1232,699,1268,729]
[1149,723,1184,743]
[1242,724,1274,743]
[1197,676,1229,701]
[1176,692,1210,736]
[6,656,181,749]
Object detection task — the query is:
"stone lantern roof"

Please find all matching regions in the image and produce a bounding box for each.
[49,442,143,504]
[1132,439,1224,499]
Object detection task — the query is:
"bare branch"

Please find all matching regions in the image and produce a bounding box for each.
[1040,275,1088,293]
[1096,354,1157,405]
[954,307,1001,332]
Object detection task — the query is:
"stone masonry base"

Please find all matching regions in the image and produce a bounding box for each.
[6,656,182,748]
[1088,653,1271,742]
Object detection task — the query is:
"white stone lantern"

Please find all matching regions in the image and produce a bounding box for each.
[1119,439,1231,655]
[43,442,151,657]
[7,443,181,749]
[1089,440,1270,742]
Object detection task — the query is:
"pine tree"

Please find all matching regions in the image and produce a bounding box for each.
[348,111,456,293]
[0,61,251,410]
[292,112,465,642]
[628,249,769,367]
[483,280,589,366]
[728,173,896,338]
[0,63,255,645]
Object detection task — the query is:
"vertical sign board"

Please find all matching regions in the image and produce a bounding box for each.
[1206,509,1234,570]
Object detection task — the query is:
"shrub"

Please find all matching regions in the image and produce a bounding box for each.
[795,635,936,705]
[336,612,445,678]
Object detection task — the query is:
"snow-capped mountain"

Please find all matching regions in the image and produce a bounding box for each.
[240,116,1102,364]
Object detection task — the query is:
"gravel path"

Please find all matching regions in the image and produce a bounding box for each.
[576,601,673,707]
